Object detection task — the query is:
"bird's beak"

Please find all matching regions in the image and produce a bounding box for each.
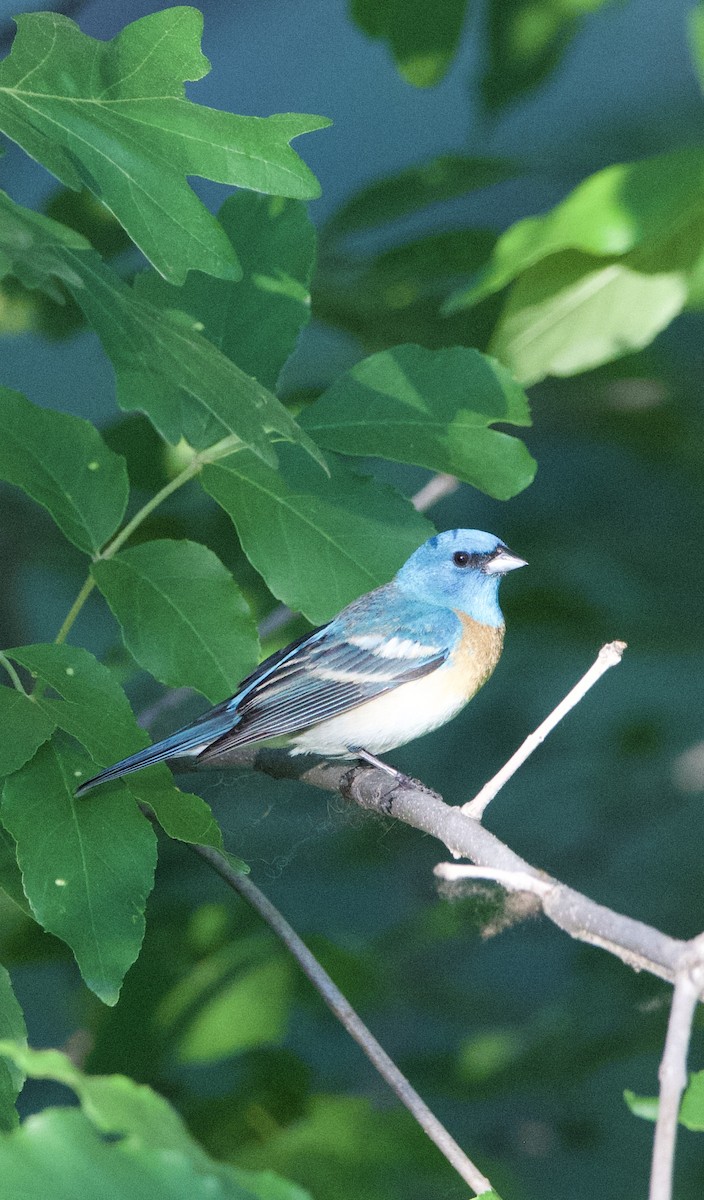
[484,546,528,575]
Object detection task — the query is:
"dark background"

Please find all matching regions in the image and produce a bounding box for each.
[1,2,704,1197]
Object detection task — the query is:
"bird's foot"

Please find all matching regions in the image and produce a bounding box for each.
[353,748,412,788]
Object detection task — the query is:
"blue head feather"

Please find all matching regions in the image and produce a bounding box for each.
[394,529,524,628]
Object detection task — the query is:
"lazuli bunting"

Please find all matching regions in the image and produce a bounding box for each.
[76,529,526,795]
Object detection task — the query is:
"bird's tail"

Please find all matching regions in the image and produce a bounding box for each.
[74,703,236,796]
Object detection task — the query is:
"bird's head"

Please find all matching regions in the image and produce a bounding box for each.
[395,529,527,626]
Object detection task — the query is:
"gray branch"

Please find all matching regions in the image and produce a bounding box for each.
[184,744,691,988]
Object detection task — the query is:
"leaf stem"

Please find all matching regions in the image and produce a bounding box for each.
[0,652,28,695]
[52,434,243,649]
[54,575,97,647]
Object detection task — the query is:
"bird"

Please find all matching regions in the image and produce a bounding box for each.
[75,529,526,796]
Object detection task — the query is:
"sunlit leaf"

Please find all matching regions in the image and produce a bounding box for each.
[681,1070,704,1130]
[0,8,329,282]
[625,1071,704,1132]
[489,250,686,385]
[0,388,128,555]
[202,447,433,623]
[301,344,535,499]
[446,149,704,311]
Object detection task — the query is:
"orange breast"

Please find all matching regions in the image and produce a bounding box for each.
[452,612,505,700]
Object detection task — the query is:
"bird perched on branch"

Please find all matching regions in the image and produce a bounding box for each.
[75,529,526,795]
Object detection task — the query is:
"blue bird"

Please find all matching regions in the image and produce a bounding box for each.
[75,530,526,795]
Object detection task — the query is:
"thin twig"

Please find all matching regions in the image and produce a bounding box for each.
[51,433,243,648]
[0,651,28,695]
[190,840,494,1197]
[137,686,192,732]
[649,937,704,1200]
[410,472,459,512]
[257,604,295,640]
[462,640,627,819]
[434,862,552,897]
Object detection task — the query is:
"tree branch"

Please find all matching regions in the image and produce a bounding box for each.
[163,636,704,1195]
[463,640,627,819]
[189,839,494,1197]
[188,741,690,989]
[649,936,704,1200]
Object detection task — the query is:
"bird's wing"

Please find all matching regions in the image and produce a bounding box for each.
[73,592,458,794]
[197,594,455,759]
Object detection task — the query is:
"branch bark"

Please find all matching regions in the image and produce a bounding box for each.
[649,937,704,1200]
[189,742,689,988]
[162,638,704,1196]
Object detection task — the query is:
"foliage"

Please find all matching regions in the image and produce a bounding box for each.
[0,1042,313,1198]
[1,2,704,1198]
[625,1070,704,1131]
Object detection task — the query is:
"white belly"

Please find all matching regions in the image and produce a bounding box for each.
[289,658,479,757]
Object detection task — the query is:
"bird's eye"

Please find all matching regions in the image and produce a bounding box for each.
[453,551,470,568]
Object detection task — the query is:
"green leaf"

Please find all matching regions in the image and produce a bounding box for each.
[0,827,29,917]
[202,446,434,623]
[0,388,128,554]
[6,642,229,856]
[300,344,536,500]
[445,148,704,311]
[489,250,687,385]
[0,972,26,1132]
[137,193,316,390]
[626,1072,704,1132]
[350,0,469,87]
[689,4,704,93]
[0,686,55,777]
[0,190,90,301]
[314,228,498,352]
[324,155,514,238]
[232,1093,449,1200]
[8,643,148,766]
[92,540,259,702]
[62,245,325,467]
[481,0,616,111]
[158,938,293,1064]
[0,1042,312,1199]
[0,8,329,283]
[1,738,157,1004]
[125,775,232,860]
[0,192,325,468]
[681,1070,704,1131]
